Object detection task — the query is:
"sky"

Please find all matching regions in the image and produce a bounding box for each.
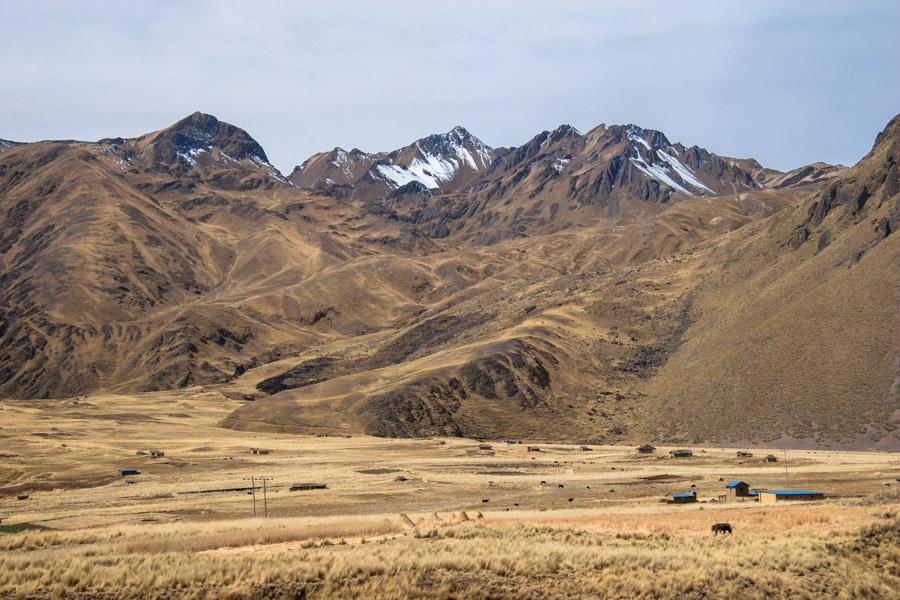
[1,1,898,174]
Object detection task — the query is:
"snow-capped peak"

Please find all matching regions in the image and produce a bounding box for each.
[373,126,494,190]
[623,125,714,196]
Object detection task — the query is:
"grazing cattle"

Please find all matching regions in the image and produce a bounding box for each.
[711,522,733,536]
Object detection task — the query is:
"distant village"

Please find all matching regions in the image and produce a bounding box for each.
[114,441,828,508]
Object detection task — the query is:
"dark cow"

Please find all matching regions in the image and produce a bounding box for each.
[711,522,733,536]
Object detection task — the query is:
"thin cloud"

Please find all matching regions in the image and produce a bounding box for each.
[1,1,897,172]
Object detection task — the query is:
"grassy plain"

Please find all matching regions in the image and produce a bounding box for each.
[1,390,899,598]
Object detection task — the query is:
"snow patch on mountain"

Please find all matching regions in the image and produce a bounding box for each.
[552,156,571,173]
[625,127,716,196]
[657,150,715,194]
[376,163,423,188]
[374,128,494,189]
[176,146,208,166]
[627,131,651,150]
[630,148,692,195]
[252,157,288,183]
[174,142,286,182]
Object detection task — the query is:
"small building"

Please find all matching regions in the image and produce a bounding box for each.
[290,482,328,491]
[725,480,751,498]
[119,468,140,476]
[250,448,272,455]
[667,490,698,504]
[758,489,824,503]
[636,444,656,454]
[580,446,593,451]
[669,449,693,458]
[505,439,521,445]
[478,444,493,451]
[764,454,778,463]
[736,451,753,457]
[149,450,165,458]
[527,446,541,452]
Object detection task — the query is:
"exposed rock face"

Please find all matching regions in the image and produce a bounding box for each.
[291,122,768,223]
[289,126,496,197]
[143,111,270,168]
[793,113,899,250]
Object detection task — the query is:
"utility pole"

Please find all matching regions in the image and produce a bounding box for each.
[245,476,273,518]
[243,476,257,517]
[259,477,274,518]
[784,448,789,488]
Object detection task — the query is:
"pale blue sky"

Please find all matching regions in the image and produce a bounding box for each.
[1,1,898,173]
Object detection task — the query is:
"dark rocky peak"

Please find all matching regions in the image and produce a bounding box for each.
[503,125,582,170]
[413,126,494,169]
[548,124,582,144]
[420,126,476,147]
[327,146,371,168]
[148,112,270,166]
[859,112,900,167]
[616,124,673,151]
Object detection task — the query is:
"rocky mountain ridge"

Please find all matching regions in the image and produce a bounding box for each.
[0,111,896,449]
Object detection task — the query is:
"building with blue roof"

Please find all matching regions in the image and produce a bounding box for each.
[758,489,824,503]
[725,480,751,499]
[667,486,698,504]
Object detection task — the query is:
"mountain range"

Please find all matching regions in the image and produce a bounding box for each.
[0,111,896,448]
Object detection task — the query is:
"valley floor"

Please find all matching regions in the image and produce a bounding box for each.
[1,390,899,598]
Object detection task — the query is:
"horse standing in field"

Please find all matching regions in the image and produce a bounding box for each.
[711,523,733,536]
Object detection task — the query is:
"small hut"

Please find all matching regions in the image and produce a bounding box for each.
[725,480,751,499]
[478,444,493,451]
[669,449,693,458]
[764,454,778,463]
[667,489,698,504]
[580,446,593,452]
[290,482,328,491]
[527,446,542,452]
[119,468,140,476]
[250,448,272,455]
[149,450,165,458]
[636,444,656,454]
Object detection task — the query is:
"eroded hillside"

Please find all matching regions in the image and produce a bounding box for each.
[0,112,896,448]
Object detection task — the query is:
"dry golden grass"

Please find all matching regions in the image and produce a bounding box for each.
[1,510,898,599]
[2,392,899,598]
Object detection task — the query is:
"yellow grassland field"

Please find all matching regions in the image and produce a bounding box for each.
[1,391,899,598]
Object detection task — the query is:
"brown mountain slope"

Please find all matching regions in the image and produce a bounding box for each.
[638,115,899,449]
[223,115,898,448]
[1,112,895,450]
[0,114,409,397]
